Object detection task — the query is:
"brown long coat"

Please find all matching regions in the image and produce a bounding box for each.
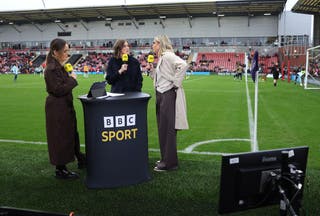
[44,58,78,166]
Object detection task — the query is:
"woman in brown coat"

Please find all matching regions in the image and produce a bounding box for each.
[44,38,85,179]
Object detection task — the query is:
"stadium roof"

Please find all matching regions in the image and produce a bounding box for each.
[0,0,287,26]
[291,0,320,15]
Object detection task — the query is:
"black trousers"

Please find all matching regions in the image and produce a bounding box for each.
[156,88,177,168]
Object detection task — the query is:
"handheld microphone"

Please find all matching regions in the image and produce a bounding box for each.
[64,63,73,73]
[147,54,154,63]
[122,54,128,64]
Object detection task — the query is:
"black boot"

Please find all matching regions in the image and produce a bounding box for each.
[55,165,79,179]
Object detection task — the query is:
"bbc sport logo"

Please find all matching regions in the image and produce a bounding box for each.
[101,114,138,142]
[103,114,136,128]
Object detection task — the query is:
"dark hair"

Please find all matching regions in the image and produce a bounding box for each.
[46,38,67,63]
[113,39,127,59]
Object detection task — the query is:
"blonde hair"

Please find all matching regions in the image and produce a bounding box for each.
[154,35,173,56]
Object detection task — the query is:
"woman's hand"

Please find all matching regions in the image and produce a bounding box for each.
[118,64,128,74]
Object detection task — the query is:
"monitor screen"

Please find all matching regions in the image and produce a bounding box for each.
[218,146,309,214]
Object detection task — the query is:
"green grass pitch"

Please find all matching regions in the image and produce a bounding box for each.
[0,73,319,215]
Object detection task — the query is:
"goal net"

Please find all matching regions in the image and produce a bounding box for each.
[304,45,320,89]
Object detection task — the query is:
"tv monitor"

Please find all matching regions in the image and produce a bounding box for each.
[218,146,309,214]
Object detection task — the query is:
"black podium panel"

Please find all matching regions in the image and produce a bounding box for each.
[79,92,151,188]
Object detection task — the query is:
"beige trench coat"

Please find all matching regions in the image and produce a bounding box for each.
[152,51,189,130]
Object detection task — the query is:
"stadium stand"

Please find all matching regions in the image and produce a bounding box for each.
[195,52,245,72]
[0,50,35,74]
[75,52,112,73]
[31,54,46,67]
[66,54,83,66]
[0,47,280,75]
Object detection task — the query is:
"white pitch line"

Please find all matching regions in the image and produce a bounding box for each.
[0,139,47,145]
[0,138,249,156]
[0,139,86,147]
[183,138,251,153]
[149,148,232,156]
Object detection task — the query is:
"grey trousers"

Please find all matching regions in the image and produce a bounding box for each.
[156,88,178,168]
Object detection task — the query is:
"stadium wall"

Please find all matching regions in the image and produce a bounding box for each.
[278,11,312,43]
[0,16,278,43]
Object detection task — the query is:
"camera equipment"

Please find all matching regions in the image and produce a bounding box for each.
[219,146,308,215]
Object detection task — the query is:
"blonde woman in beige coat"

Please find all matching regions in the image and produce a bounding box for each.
[147,35,189,172]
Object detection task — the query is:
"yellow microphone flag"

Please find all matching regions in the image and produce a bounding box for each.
[122,54,128,63]
[64,63,73,73]
[147,55,154,63]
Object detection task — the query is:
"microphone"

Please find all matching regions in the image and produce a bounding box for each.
[147,54,154,63]
[122,54,128,64]
[64,63,73,73]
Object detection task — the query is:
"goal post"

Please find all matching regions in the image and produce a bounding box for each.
[304,45,320,89]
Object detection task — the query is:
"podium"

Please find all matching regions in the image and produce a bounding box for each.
[79,92,151,188]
